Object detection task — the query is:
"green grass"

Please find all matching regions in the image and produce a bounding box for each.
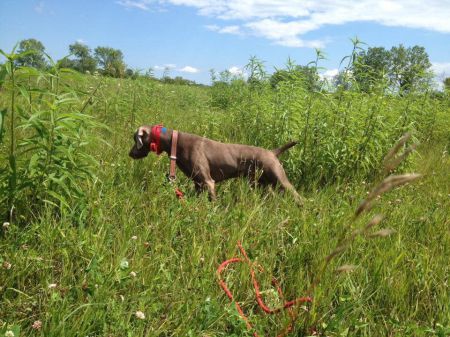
[0,67,449,337]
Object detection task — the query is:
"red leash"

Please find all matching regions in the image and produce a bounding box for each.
[217,241,312,337]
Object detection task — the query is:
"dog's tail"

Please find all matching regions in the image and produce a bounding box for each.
[272,141,298,157]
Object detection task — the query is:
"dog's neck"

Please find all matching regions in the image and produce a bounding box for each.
[158,128,175,155]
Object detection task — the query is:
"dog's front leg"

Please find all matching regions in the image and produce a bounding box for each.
[194,181,205,195]
[205,179,216,201]
[193,180,215,200]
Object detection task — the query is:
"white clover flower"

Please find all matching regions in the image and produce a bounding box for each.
[48,283,57,289]
[131,235,137,240]
[32,320,42,330]
[135,311,145,320]
[120,259,129,270]
[3,261,12,270]
[130,271,137,278]
[5,331,15,337]
[2,222,10,229]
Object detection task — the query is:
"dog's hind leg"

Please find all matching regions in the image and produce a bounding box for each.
[265,162,304,205]
[204,179,216,201]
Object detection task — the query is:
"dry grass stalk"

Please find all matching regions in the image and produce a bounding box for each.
[325,245,347,263]
[325,215,384,263]
[369,228,396,238]
[384,144,417,173]
[364,214,384,231]
[355,173,422,216]
[335,264,357,273]
[382,133,411,167]
[289,133,422,334]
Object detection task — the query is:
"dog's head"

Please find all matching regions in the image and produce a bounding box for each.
[129,126,151,159]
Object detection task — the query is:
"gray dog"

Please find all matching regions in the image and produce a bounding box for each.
[129,125,302,203]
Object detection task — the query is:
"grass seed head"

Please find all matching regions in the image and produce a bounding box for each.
[383,133,411,167]
[335,264,358,273]
[364,214,384,231]
[356,174,422,216]
[369,228,396,238]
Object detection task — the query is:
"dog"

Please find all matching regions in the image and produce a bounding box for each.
[129,125,303,203]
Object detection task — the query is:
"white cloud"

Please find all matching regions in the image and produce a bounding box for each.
[205,24,242,35]
[76,38,87,44]
[185,1,449,48]
[228,66,245,76]
[164,1,450,34]
[219,25,241,35]
[245,19,324,48]
[320,68,339,80]
[205,24,220,31]
[154,64,176,71]
[118,1,450,49]
[179,66,199,73]
[116,0,151,11]
[432,62,450,89]
[432,62,450,77]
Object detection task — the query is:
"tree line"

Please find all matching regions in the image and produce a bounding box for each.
[214,41,449,94]
[11,38,197,85]
[7,38,450,92]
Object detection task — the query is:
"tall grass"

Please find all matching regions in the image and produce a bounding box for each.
[209,51,448,187]
[0,43,449,337]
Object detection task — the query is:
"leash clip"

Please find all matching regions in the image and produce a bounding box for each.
[166,173,176,183]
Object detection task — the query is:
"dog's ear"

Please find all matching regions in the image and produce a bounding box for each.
[137,136,143,149]
[136,128,146,149]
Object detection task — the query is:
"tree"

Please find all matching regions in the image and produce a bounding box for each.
[125,68,139,80]
[352,44,432,93]
[94,46,126,78]
[270,65,320,91]
[144,67,154,79]
[332,70,354,91]
[444,77,450,91]
[353,47,390,92]
[297,65,320,91]
[68,42,97,73]
[15,38,47,69]
[58,57,76,70]
[389,44,432,92]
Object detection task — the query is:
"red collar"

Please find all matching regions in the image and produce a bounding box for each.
[150,124,164,155]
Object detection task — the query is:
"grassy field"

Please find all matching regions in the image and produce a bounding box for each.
[0,60,449,337]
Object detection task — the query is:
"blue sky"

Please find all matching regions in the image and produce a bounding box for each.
[1,0,450,85]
